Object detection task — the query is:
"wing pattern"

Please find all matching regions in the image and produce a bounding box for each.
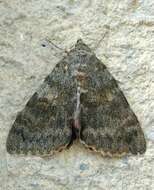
[6,39,146,156]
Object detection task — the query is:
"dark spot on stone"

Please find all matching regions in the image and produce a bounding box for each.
[41,44,46,47]
[80,163,89,171]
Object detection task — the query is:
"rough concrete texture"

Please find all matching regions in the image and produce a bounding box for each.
[0,0,153,190]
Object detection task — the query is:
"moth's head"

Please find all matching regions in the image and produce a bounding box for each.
[75,39,92,52]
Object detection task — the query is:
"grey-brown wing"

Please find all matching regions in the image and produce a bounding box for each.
[79,55,146,156]
[6,59,76,155]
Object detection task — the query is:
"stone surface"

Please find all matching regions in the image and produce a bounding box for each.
[0,0,153,190]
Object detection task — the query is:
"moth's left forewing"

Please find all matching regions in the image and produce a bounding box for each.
[79,53,146,156]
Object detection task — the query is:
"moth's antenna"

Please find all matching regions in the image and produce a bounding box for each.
[41,38,74,55]
[42,38,64,51]
[92,31,108,52]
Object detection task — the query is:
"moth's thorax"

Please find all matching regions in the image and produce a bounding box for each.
[75,71,87,80]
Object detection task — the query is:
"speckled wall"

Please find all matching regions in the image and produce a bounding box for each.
[0,0,153,190]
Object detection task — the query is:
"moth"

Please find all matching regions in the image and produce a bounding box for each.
[6,39,146,156]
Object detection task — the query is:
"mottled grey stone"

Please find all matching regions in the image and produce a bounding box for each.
[0,0,153,190]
